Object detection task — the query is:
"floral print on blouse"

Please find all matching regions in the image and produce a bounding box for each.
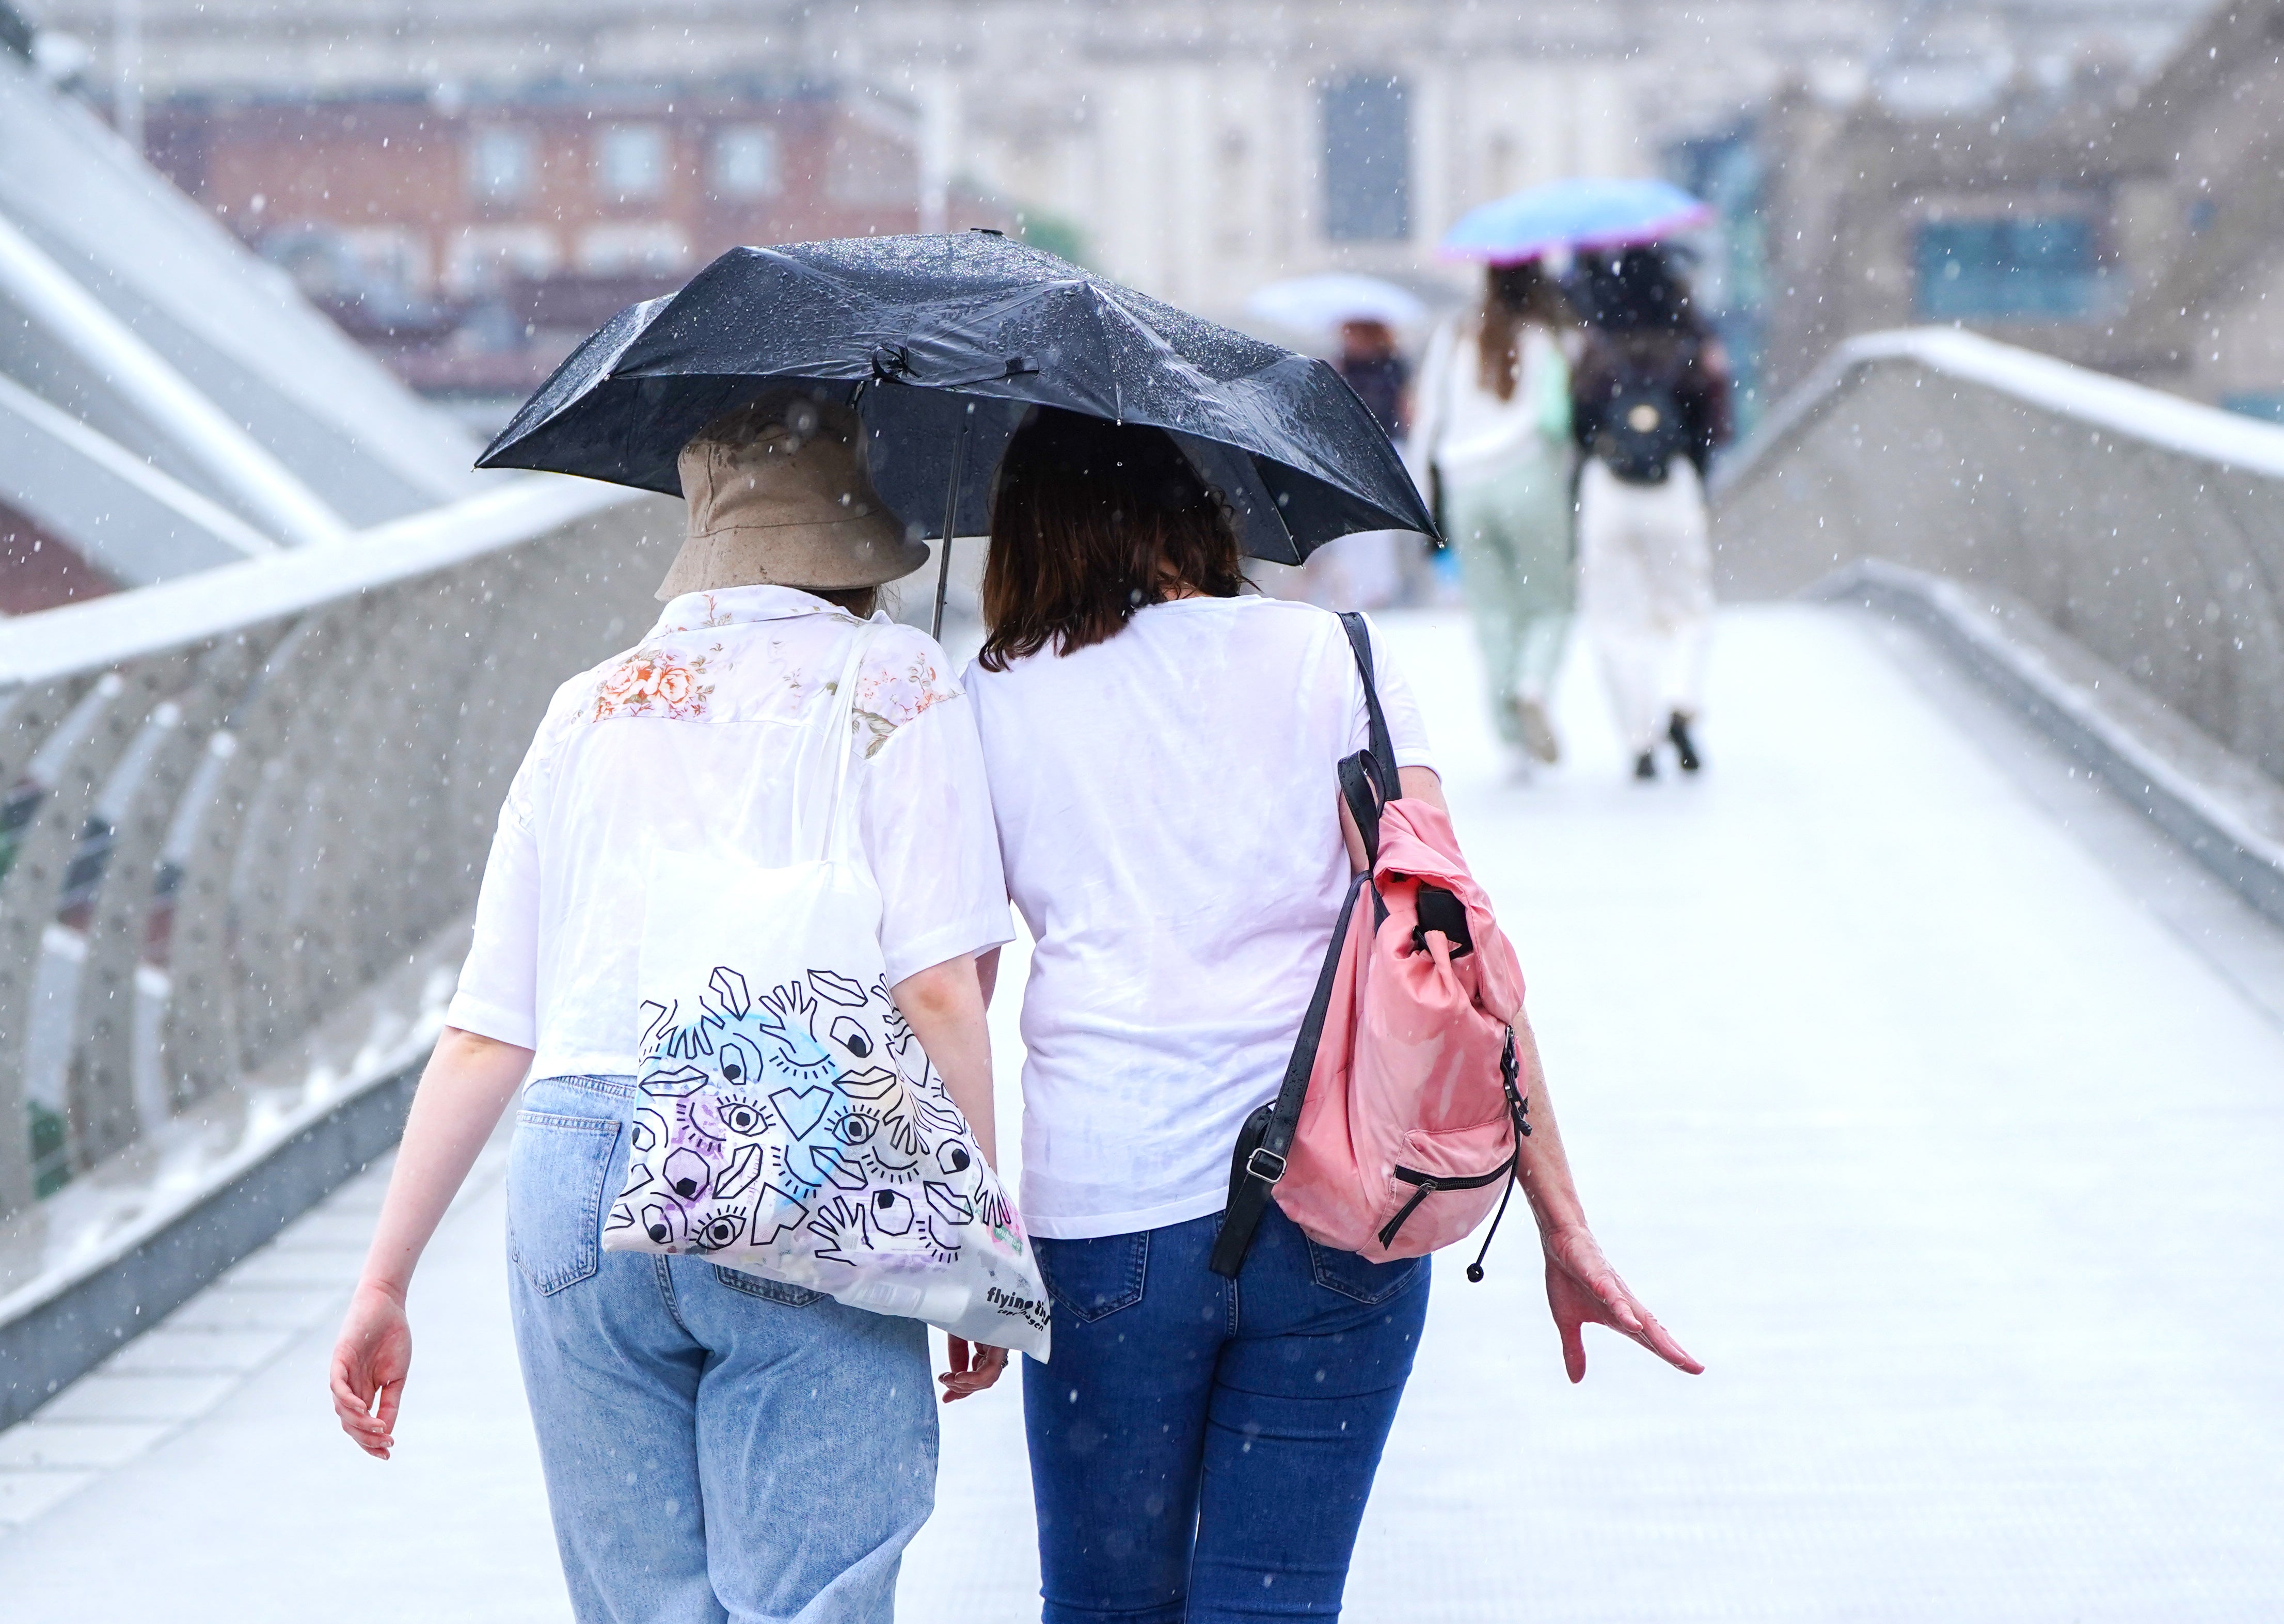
[591,645,718,721]
[852,645,954,758]
[583,585,958,753]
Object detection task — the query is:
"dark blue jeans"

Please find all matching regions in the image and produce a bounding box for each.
[1024,1204,1430,1622]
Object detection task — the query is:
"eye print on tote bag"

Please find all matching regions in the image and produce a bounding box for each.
[606,961,1049,1353]
[616,962,1014,1259]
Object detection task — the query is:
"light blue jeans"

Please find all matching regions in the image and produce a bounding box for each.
[506,1074,937,1624]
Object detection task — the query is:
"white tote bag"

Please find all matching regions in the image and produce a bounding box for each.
[602,628,1050,1358]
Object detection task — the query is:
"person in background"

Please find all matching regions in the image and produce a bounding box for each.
[1337,316,1409,438]
[1299,316,1414,610]
[1407,261,1578,770]
[1568,245,1732,781]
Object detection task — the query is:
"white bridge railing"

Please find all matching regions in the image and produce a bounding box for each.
[1713,326,2284,788]
[0,478,667,1307]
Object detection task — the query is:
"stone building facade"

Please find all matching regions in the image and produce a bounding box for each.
[1756,0,2284,410]
[18,0,2223,412]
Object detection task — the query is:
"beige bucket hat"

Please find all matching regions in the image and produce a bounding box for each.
[656,398,928,600]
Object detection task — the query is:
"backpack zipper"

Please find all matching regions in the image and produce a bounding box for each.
[1377,1158,1514,1250]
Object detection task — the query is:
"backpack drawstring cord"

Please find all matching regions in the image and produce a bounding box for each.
[1466,1026,1531,1284]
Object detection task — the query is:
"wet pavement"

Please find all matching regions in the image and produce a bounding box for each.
[3,604,2280,1621]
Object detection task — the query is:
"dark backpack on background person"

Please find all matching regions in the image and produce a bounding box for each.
[1590,366,1692,485]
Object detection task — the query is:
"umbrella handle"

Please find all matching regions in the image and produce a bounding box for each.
[931,410,972,642]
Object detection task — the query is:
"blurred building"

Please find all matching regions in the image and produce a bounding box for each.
[0,10,478,611]
[21,1,2207,317]
[139,84,1004,415]
[1758,0,2284,411]
[12,0,2224,432]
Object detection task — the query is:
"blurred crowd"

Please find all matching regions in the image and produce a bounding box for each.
[1278,247,1732,782]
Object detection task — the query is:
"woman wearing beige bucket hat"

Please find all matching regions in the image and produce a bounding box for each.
[331,397,1018,1622]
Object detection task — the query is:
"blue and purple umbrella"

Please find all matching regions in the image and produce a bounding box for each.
[1440,178,1711,265]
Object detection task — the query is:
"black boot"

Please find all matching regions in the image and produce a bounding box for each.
[1668,712,1702,773]
[1633,751,1658,781]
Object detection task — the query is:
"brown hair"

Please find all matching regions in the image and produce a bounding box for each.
[978,408,1246,671]
[1477,262,1573,401]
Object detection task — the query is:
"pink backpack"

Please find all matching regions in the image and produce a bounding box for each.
[1211,614,1531,1281]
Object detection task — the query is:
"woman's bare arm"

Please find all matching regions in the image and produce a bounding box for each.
[330,1026,534,1458]
[1507,1014,1701,1380]
[1343,767,1699,1379]
[891,951,1009,1400]
[892,953,996,1169]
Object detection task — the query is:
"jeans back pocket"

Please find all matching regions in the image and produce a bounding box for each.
[508,1108,623,1296]
[1035,1230,1148,1324]
[1306,1236,1426,1306]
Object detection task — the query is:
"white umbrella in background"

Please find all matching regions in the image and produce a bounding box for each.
[1244,272,1426,336]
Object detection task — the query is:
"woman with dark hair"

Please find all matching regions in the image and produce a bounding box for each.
[965,406,1699,1622]
[1568,246,1732,779]
[1407,260,1578,769]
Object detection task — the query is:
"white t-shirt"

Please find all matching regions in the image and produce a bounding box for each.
[965,595,1434,1239]
[1405,316,1572,489]
[450,585,1013,1082]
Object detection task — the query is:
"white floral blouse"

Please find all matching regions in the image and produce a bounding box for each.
[449,585,1012,1084]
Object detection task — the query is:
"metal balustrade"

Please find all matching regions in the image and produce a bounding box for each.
[0,478,671,1307]
[1713,327,2284,786]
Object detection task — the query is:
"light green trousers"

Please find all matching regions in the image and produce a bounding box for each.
[1445,451,1577,746]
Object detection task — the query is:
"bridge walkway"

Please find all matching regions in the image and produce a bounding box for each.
[2,604,2279,1622]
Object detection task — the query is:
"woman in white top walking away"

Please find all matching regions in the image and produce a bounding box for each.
[965,408,1698,1623]
[328,401,1014,1623]
[1568,246,1732,781]
[1407,261,1579,769]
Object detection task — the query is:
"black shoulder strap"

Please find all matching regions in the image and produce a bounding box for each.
[1339,611,1397,790]
[1337,611,1397,868]
[1209,868,1368,1279]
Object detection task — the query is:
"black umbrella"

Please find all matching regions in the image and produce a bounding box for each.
[477,232,1434,634]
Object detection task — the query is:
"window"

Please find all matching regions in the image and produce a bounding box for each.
[1321,75,1410,242]
[596,124,669,202]
[712,125,782,200]
[826,131,918,206]
[443,225,560,296]
[1914,216,2104,320]
[468,127,536,205]
[575,222,693,278]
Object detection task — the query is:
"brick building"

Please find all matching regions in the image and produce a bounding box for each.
[146,83,1007,410]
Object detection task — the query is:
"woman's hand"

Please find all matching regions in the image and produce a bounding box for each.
[322,1026,531,1460]
[1543,1224,1702,1382]
[330,1282,413,1458]
[939,1338,1009,1403]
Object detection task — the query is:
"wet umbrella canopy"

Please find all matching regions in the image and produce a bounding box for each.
[1440,178,1712,266]
[478,233,1434,601]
